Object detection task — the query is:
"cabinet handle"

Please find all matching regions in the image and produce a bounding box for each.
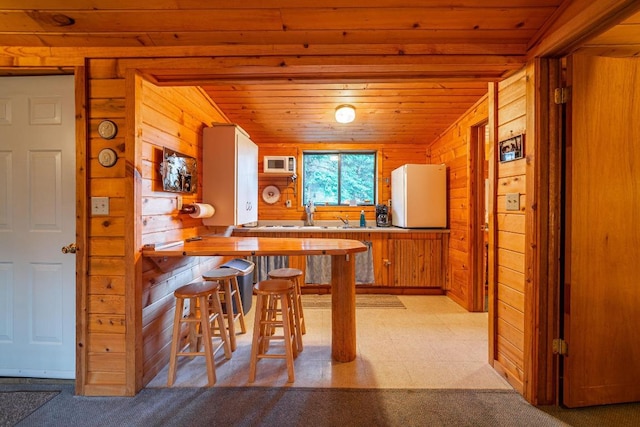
[383,259,391,266]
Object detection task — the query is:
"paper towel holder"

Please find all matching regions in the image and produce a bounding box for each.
[179,204,197,214]
[180,203,215,219]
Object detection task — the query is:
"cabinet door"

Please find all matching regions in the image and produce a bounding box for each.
[389,238,443,287]
[235,131,258,225]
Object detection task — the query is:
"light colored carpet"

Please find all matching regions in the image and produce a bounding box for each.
[302,294,405,309]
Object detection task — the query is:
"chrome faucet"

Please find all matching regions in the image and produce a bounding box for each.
[337,215,350,227]
[304,200,315,226]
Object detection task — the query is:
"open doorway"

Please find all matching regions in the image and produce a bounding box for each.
[470,121,490,312]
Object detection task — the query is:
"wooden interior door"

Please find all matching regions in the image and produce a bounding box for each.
[563,54,640,407]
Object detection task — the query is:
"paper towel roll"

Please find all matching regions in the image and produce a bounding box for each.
[189,203,215,219]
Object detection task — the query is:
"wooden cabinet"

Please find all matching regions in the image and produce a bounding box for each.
[387,235,445,287]
[202,124,258,226]
[234,228,448,291]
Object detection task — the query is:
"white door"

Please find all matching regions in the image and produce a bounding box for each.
[0,75,76,379]
[236,131,258,225]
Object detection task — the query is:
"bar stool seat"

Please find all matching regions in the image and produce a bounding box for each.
[167,281,231,387]
[202,268,247,351]
[268,267,306,340]
[249,279,299,383]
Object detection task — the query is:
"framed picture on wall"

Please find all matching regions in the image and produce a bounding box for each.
[499,134,525,163]
[161,147,198,193]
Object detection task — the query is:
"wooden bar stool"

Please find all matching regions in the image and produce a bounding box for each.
[202,268,247,351]
[249,279,299,383]
[268,267,306,348]
[167,281,231,387]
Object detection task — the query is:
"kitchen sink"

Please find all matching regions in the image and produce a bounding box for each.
[256,224,375,230]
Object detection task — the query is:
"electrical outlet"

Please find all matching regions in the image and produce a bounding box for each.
[91,197,109,215]
[505,193,520,211]
[286,199,292,208]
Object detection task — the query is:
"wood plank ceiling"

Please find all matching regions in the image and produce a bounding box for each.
[1,1,638,145]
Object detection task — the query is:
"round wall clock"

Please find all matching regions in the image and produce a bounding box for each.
[98,148,118,168]
[98,120,118,139]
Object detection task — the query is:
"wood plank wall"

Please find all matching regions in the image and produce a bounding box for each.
[493,69,527,393]
[256,143,428,223]
[137,79,233,386]
[429,95,489,305]
[82,56,434,395]
[84,60,233,394]
[85,60,129,395]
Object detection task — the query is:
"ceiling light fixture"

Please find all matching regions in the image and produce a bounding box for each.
[335,105,356,124]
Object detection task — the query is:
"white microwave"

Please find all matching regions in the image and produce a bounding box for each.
[264,156,296,173]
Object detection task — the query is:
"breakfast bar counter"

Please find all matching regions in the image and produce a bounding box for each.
[142,235,367,362]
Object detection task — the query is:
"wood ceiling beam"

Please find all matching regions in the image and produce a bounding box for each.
[526,0,640,57]
[139,54,523,85]
[0,7,556,33]
[0,39,529,56]
[0,1,565,10]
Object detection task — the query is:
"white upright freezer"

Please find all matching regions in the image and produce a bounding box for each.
[391,164,447,228]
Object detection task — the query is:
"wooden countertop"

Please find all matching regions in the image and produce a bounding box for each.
[142,235,367,257]
[142,235,366,363]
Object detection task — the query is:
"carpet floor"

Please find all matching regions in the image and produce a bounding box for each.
[3,383,567,427]
[0,391,58,427]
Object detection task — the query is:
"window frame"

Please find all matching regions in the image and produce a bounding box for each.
[301,150,377,207]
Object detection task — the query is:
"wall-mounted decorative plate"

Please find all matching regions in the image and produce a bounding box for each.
[262,185,281,204]
[98,119,118,139]
[98,148,118,167]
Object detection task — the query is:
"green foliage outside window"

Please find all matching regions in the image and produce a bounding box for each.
[302,151,376,206]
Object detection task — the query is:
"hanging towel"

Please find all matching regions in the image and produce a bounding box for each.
[305,241,374,285]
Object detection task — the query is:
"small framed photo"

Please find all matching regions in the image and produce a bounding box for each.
[161,147,198,193]
[499,134,525,163]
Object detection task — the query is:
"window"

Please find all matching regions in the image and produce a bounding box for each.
[302,151,376,206]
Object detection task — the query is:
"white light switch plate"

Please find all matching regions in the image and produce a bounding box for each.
[91,197,109,215]
[505,193,520,211]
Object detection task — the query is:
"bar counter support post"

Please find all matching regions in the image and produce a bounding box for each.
[331,253,356,362]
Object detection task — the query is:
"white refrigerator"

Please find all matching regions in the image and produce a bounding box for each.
[391,164,447,228]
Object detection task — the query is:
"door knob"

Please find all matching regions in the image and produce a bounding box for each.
[61,243,77,254]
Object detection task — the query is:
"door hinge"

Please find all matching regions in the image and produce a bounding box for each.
[552,338,568,356]
[554,87,571,104]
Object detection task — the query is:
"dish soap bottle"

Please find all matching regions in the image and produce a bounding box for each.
[360,210,366,227]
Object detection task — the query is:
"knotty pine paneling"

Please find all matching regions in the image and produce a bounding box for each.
[256,143,428,222]
[137,79,232,386]
[89,276,126,296]
[493,67,527,392]
[3,2,635,401]
[84,58,237,394]
[88,314,126,334]
[88,237,125,257]
[429,95,488,309]
[87,333,127,354]
[497,266,525,294]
